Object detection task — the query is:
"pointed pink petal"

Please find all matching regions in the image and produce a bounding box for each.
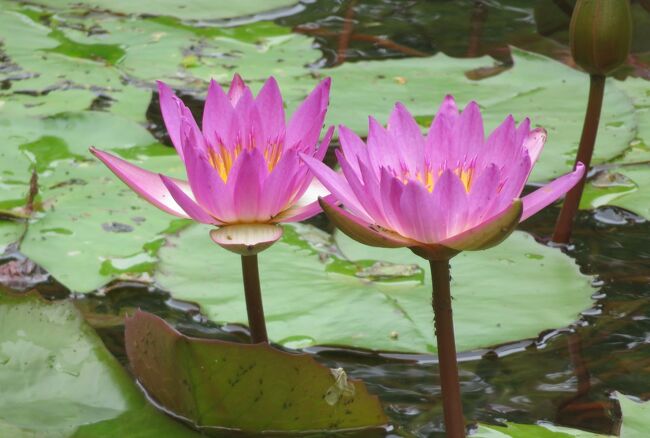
[387,102,425,170]
[259,150,301,217]
[314,125,335,162]
[210,224,283,256]
[319,198,416,248]
[159,175,220,225]
[337,149,386,224]
[523,128,546,166]
[482,115,517,167]
[440,199,522,251]
[255,76,286,143]
[521,163,586,221]
[233,87,263,149]
[467,164,501,223]
[90,147,190,219]
[398,180,437,243]
[378,168,408,234]
[426,95,459,162]
[230,150,266,222]
[453,101,484,160]
[203,79,237,148]
[227,73,246,105]
[338,124,369,176]
[157,81,198,161]
[430,169,469,241]
[286,78,331,149]
[281,126,334,210]
[516,117,531,145]
[273,184,333,223]
[300,153,372,222]
[181,127,236,222]
[367,116,400,171]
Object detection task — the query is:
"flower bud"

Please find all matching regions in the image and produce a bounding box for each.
[570,0,632,75]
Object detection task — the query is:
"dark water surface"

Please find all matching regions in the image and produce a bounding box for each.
[2,1,650,436]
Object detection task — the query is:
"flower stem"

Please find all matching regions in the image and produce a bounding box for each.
[240,254,268,344]
[429,259,465,438]
[553,74,606,244]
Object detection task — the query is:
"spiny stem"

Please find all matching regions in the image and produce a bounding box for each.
[430,259,465,438]
[553,74,606,244]
[240,254,268,344]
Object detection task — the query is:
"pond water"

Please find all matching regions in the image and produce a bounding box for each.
[1,0,649,437]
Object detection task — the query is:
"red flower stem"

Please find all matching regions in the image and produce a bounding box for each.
[553,74,606,244]
[240,254,268,344]
[429,259,465,438]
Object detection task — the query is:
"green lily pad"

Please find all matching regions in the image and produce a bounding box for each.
[155,224,594,353]
[125,310,387,433]
[617,392,650,437]
[0,291,198,437]
[474,422,607,437]
[20,158,186,292]
[0,111,157,208]
[0,221,23,253]
[582,164,650,219]
[26,0,299,21]
[474,392,650,437]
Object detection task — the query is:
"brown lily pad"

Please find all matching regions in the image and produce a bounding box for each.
[125,310,388,434]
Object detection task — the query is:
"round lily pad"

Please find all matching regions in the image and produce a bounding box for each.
[20,158,187,292]
[155,224,595,354]
[0,292,198,437]
[26,0,299,21]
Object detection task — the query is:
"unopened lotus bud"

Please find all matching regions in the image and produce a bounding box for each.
[570,0,633,75]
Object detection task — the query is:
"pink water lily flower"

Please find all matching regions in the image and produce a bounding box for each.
[302,96,585,260]
[91,74,333,255]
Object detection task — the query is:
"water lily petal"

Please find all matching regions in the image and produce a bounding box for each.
[157,81,199,161]
[521,163,586,221]
[430,169,469,241]
[286,78,331,149]
[230,150,266,222]
[338,125,369,176]
[159,174,220,225]
[90,147,190,219]
[426,95,458,164]
[300,153,372,222]
[203,79,237,148]
[227,73,247,106]
[255,76,285,144]
[440,199,522,251]
[210,224,283,256]
[179,124,238,223]
[453,101,484,161]
[274,186,334,223]
[523,128,546,166]
[388,102,425,170]
[319,198,416,248]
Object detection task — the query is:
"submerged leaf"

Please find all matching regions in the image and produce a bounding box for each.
[125,310,387,433]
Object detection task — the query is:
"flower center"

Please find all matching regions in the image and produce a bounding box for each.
[208,143,284,182]
[405,164,475,193]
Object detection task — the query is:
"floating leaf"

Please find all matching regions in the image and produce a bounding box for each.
[155,224,594,353]
[20,158,186,292]
[582,164,650,219]
[474,392,650,437]
[26,0,299,21]
[125,310,387,433]
[0,292,198,437]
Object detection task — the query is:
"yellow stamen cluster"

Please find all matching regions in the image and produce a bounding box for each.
[406,166,475,193]
[208,142,284,182]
